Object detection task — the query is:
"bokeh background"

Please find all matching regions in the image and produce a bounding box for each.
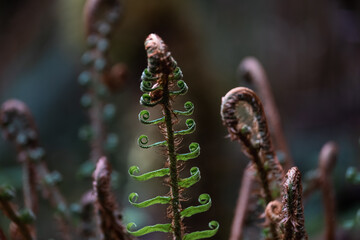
[0,0,360,239]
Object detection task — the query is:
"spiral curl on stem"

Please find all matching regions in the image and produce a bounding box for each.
[221,87,283,239]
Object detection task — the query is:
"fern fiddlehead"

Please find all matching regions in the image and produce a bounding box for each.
[0,99,71,239]
[127,34,219,240]
[79,0,126,165]
[93,157,132,240]
[221,87,283,239]
[281,167,307,240]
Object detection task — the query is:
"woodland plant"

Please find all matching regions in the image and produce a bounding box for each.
[0,1,356,239]
[126,33,219,240]
[221,58,341,240]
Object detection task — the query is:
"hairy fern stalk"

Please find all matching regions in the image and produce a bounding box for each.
[127,34,219,240]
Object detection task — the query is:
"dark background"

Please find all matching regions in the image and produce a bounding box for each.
[0,0,360,239]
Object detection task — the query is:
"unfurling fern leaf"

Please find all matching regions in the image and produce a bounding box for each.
[221,87,284,239]
[127,34,219,240]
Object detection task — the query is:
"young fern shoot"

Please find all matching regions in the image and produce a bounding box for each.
[79,0,126,165]
[281,167,307,240]
[127,34,219,240]
[221,87,283,239]
[0,99,71,239]
[92,157,132,240]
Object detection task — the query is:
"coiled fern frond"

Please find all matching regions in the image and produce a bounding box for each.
[221,87,284,239]
[0,99,71,239]
[127,34,219,240]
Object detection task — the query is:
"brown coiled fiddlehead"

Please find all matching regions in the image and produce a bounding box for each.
[0,99,71,240]
[127,34,218,240]
[221,87,284,239]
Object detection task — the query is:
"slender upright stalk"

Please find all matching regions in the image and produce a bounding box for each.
[318,142,338,240]
[163,77,182,240]
[229,164,255,240]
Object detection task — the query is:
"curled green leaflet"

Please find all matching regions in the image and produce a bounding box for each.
[174,101,194,116]
[129,193,171,208]
[170,80,188,96]
[140,80,162,92]
[127,222,172,236]
[174,119,196,136]
[141,68,158,81]
[138,135,167,149]
[139,110,165,125]
[177,142,200,161]
[140,93,163,107]
[178,167,201,188]
[129,166,169,181]
[181,194,211,218]
[170,67,183,80]
[182,221,219,240]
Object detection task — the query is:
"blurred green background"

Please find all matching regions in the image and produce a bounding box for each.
[0,0,360,239]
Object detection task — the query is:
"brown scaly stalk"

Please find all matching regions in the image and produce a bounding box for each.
[238,57,293,171]
[93,157,131,240]
[281,167,307,240]
[229,163,256,240]
[0,186,33,240]
[0,99,72,240]
[318,142,338,240]
[221,87,284,239]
